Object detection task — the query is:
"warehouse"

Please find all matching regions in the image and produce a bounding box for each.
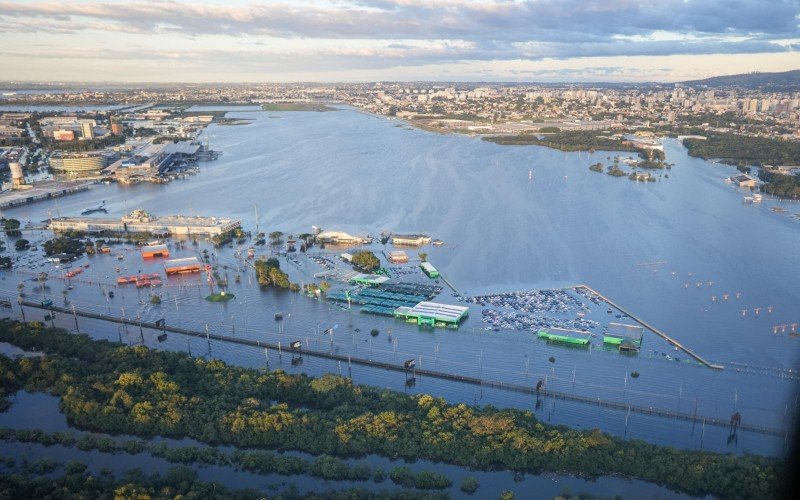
[394,301,469,327]
[164,256,202,275]
[420,262,439,278]
[392,234,431,246]
[603,323,644,351]
[537,328,591,346]
[387,250,408,263]
[141,244,170,259]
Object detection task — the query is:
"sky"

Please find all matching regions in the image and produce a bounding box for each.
[0,0,799,83]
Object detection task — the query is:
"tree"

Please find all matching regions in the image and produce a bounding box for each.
[418,252,428,262]
[0,256,10,269]
[460,476,479,494]
[268,231,284,245]
[15,239,30,251]
[4,219,20,231]
[351,250,380,272]
[319,281,331,294]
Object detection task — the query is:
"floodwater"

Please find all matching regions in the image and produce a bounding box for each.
[0,391,695,498]
[1,107,799,461]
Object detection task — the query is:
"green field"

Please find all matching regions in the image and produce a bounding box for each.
[261,102,336,112]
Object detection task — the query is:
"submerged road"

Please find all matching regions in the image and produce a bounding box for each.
[14,299,787,439]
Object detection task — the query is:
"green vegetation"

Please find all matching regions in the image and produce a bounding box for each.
[0,256,11,269]
[13,239,29,251]
[211,227,247,247]
[43,134,124,153]
[0,460,447,499]
[206,292,235,302]
[2,218,20,232]
[460,475,479,494]
[254,258,291,288]
[351,250,380,272]
[43,236,85,257]
[758,168,800,199]
[589,163,604,173]
[607,166,627,177]
[150,295,161,305]
[538,126,561,133]
[683,134,800,166]
[484,131,638,153]
[0,322,784,499]
[0,426,451,491]
[262,102,336,112]
[388,466,452,490]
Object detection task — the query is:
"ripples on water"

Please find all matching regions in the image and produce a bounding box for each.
[2,108,799,457]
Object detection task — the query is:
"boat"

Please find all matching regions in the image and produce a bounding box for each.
[81,200,107,215]
[752,193,763,203]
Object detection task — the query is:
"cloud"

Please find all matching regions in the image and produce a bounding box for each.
[0,0,798,81]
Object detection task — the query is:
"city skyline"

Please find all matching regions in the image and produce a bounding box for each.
[1,0,799,83]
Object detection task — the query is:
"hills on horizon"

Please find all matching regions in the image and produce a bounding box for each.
[681,69,800,89]
[1,70,799,89]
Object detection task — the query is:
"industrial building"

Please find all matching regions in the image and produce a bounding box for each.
[537,328,591,346]
[315,230,369,245]
[393,301,469,327]
[730,174,757,188]
[141,244,170,259]
[164,257,202,275]
[350,273,390,285]
[420,262,439,278]
[387,250,408,263]
[603,323,644,351]
[8,162,27,190]
[50,209,241,236]
[392,234,431,246]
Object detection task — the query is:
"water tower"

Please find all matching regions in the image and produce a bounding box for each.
[9,162,26,189]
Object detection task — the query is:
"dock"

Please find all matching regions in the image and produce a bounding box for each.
[577,284,724,370]
[0,181,91,209]
[13,300,782,437]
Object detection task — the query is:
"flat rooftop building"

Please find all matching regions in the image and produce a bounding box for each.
[387,250,408,263]
[537,328,591,346]
[394,301,468,327]
[141,244,170,259]
[392,234,431,246]
[50,209,240,236]
[420,262,439,278]
[164,257,202,275]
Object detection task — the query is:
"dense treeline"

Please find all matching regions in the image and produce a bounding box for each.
[758,169,800,199]
[254,258,291,288]
[0,426,456,490]
[0,461,448,499]
[0,321,784,499]
[683,134,800,166]
[483,131,638,153]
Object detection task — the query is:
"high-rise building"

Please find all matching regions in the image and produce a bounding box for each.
[80,121,95,140]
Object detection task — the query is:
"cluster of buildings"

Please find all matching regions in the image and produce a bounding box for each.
[38,115,116,141]
[0,112,28,140]
[340,83,800,140]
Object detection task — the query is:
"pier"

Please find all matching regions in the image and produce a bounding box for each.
[15,299,784,438]
[577,284,724,370]
[0,181,91,209]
